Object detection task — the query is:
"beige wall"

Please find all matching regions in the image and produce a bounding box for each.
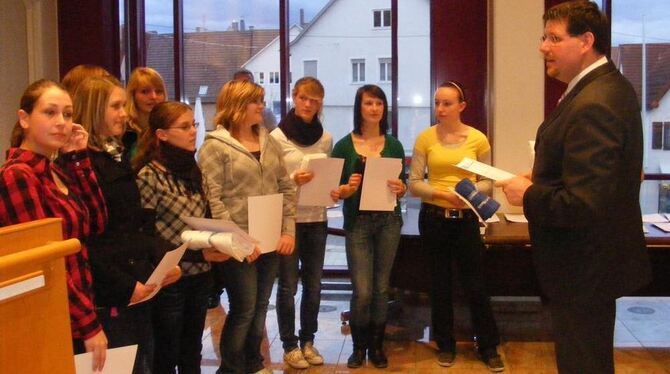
[0,0,58,161]
[491,0,545,212]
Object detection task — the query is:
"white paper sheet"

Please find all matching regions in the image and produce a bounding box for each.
[359,158,402,211]
[485,214,501,223]
[298,157,344,207]
[248,193,283,253]
[653,222,670,233]
[75,344,138,374]
[642,213,667,223]
[128,243,187,306]
[181,230,254,262]
[504,214,528,223]
[456,157,516,181]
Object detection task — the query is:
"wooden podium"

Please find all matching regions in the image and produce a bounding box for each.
[0,218,81,374]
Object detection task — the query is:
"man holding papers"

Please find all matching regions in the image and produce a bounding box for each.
[497,2,651,373]
[332,85,406,369]
[270,77,335,369]
[409,81,503,371]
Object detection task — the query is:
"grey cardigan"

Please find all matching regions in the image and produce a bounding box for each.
[198,126,296,236]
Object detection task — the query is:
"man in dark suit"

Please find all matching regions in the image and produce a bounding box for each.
[497,1,651,373]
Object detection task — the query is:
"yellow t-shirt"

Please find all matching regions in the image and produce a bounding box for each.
[414,125,491,208]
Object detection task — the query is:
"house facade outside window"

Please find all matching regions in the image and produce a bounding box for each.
[303,60,317,78]
[379,58,391,82]
[373,9,391,28]
[352,59,365,83]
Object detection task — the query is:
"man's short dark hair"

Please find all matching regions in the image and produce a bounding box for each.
[233,68,253,81]
[544,0,609,55]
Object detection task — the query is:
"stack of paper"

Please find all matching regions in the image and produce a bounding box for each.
[181,230,254,262]
[297,155,344,207]
[180,216,258,261]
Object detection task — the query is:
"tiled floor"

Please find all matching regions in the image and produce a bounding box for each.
[200,285,670,373]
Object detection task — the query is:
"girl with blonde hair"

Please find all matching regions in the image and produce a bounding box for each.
[199,80,296,374]
[124,67,167,153]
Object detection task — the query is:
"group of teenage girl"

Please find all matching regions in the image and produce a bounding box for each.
[0,64,504,373]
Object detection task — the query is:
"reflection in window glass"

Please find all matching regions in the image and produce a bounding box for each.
[612,1,670,212]
[181,0,279,130]
[145,0,175,100]
[119,0,128,84]
[397,0,430,155]
[289,0,390,144]
[379,58,391,82]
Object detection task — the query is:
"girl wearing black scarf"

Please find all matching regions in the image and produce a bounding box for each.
[270,77,335,369]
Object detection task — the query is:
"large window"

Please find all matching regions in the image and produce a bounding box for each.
[373,9,391,28]
[610,0,670,213]
[145,1,175,100]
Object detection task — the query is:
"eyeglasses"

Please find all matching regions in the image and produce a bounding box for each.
[540,34,566,45]
[167,122,199,131]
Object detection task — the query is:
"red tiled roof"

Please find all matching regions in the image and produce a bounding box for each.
[612,43,670,110]
[146,29,278,103]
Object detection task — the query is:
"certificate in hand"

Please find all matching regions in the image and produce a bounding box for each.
[359,157,402,211]
[128,243,187,306]
[181,215,258,245]
[456,157,515,181]
[298,157,344,207]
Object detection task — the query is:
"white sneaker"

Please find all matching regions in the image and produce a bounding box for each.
[283,347,309,369]
[302,342,324,365]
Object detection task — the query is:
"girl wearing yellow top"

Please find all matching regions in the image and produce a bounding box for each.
[409,81,504,372]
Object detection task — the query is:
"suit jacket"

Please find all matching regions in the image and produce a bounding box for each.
[524,61,651,304]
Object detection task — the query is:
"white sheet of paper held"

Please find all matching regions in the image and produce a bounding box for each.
[456,157,515,181]
[359,157,402,211]
[128,243,187,306]
[298,158,344,207]
[75,345,138,374]
[248,193,283,253]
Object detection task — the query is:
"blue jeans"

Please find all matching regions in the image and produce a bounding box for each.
[97,303,153,374]
[153,271,212,374]
[345,213,402,327]
[276,222,327,351]
[217,252,279,374]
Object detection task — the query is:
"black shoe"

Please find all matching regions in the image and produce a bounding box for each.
[436,350,455,367]
[367,324,388,368]
[207,294,220,309]
[480,351,505,372]
[347,349,366,368]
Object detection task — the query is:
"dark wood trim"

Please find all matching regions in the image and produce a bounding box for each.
[390,0,398,137]
[57,0,121,78]
[127,0,146,70]
[173,0,184,101]
[279,0,290,119]
[430,0,488,134]
[643,174,670,181]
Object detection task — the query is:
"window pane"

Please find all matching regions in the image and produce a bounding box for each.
[383,9,391,27]
[145,0,175,99]
[612,0,670,212]
[119,0,128,84]
[397,0,431,155]
[374,10,381,27]
[182,0,280,130]
[304,60,317,77]
[652,122,663,149]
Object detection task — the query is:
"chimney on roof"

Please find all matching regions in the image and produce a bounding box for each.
[300,8,305,27]
[232,20,239,32]
[240,19,246,31]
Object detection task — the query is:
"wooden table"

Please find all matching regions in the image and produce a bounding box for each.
[327,206,670,296]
